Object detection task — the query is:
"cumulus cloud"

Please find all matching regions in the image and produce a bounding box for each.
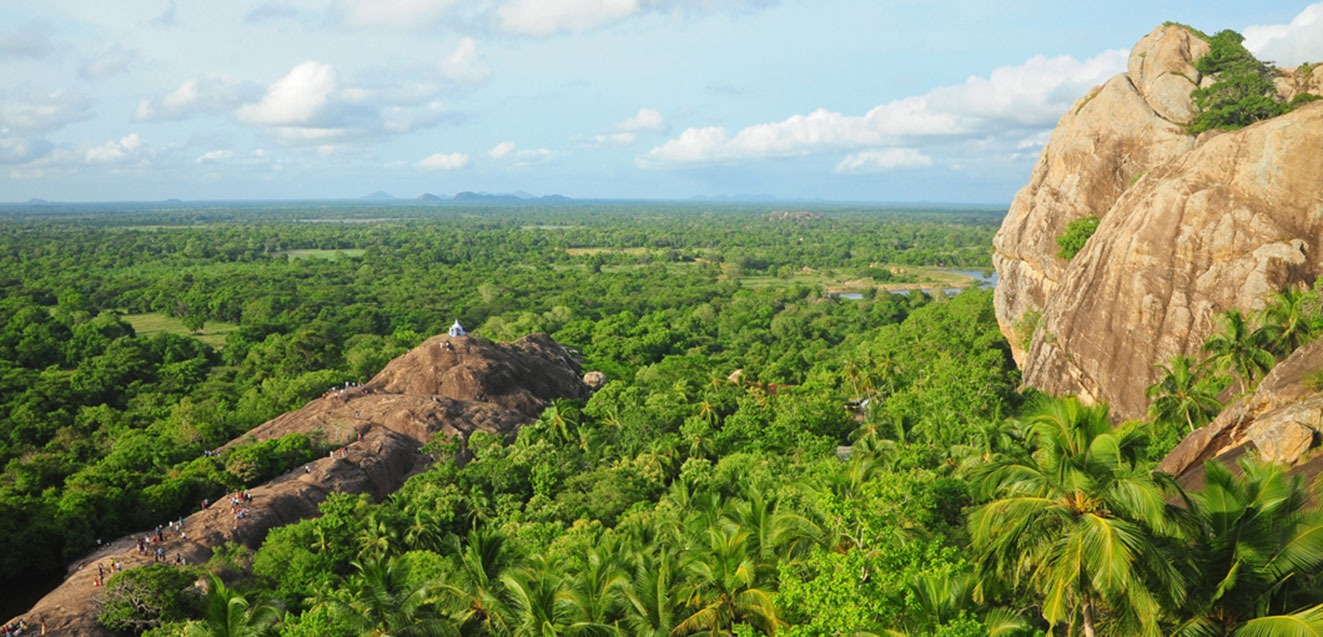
[79,45,139,80]
[1,91,95,135]
[237,61,338,126]
[593,108,666,144]
[486,141,554,165]
[418,151,469,170]
[835,148,932,173]
[643,48,1126,167]
[0,25,55,59]
[487,141,516,159]
[196,150,232,163]
[1244,3,1323,67]
[85,133,144,164]
[135,75,250,121]
[440,37,491,84]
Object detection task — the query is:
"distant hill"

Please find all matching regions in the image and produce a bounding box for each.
[416,193,446,202]
[361,190,396,200]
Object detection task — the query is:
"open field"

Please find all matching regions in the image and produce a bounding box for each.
[277,248,366,260]
[121,312,239,348]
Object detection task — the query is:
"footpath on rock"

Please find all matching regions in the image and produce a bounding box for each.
[9,332,590,636]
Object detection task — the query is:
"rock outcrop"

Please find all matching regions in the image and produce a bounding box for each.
[10,333,588,636]
[993,24,1323,419]
[1160,339,1323,487]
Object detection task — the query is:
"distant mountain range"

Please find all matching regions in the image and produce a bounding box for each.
[363,191,573,203]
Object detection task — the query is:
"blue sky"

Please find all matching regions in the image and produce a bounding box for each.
[2,1,1321,203]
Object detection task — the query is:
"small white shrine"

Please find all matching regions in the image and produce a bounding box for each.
[449,320,466,337]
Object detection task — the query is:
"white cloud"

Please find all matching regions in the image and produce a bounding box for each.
[1,91,95,135]
[835,148,932,173]
[237,61,337,127]
[594,132,637,144]
[498,0,641,36]
[486,141,555,165]
[593,108,666,144]
[135,75,249,121]
[196,150,232,163]
[615,107,664,131]
[418,151,469,170]
[440,37,491,84]
[488,141,516,158]
[85,133,144,164]
[1244,3,1323,67]
[644,48,1126,166]
[340,0,458,29]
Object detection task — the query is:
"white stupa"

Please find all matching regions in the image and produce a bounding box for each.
[449,320,466,337]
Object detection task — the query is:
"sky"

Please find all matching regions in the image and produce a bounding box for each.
[2,1,1322,203]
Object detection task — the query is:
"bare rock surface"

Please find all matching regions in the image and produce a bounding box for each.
[993,25,1203,367]
[1159,339,1323,479]
[994,23,1323,419]
[10,333,588,636]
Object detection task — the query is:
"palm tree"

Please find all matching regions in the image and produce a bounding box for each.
[621,549,681,637]
[200,574,284,637]
[1146,355,1224,432]
[969,396,1182,637]
[565,543,629,627]
[332,556,460,637]
[1164,459,1323,636]
[671,527,782,636]
[1202,310,1275,395]
[1254,287,1316,358]
[453,526,519,635]
[501,556,618,637]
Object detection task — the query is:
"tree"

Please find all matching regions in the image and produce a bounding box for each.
[969,397,1181,637]
[1146,356,1224,432]
[1254,287,1316,358]
[200,574,284,637]
[1165,459,1323,636]
[672,527,783,636]
[99,564,203,635]
[1202,310,1275,395]
[1189,30,1289,133]
[331,556,460,637]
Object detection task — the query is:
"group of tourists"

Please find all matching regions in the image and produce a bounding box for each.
[1,618,40,635]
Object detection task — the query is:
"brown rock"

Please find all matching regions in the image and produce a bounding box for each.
[10,333,588,636]
[1017,102,1323,419]
[583,370,607,391]
[993,27,1200,366]
[995,22,1323,419]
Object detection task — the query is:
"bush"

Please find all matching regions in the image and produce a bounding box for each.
[98,564,202,635]
[1189,30,1289,133]
[1056,215,1100,260]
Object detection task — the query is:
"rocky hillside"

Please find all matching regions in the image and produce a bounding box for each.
[994,24,1323,420]
[10,333,590,636]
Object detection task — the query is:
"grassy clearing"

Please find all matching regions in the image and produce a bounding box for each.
[278,248,366,260]
[740,266,986,292]
[122,312,239,348]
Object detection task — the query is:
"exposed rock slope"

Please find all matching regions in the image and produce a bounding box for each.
[10,333,588,636]
[1160,339,1323,485]
[994,24,1323,419]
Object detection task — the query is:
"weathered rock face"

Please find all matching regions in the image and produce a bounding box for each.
[994,25,1206,368]
[994,24,1323,419]
[11,333,589,636]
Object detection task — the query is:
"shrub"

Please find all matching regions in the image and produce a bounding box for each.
[1056,215,1100,260]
